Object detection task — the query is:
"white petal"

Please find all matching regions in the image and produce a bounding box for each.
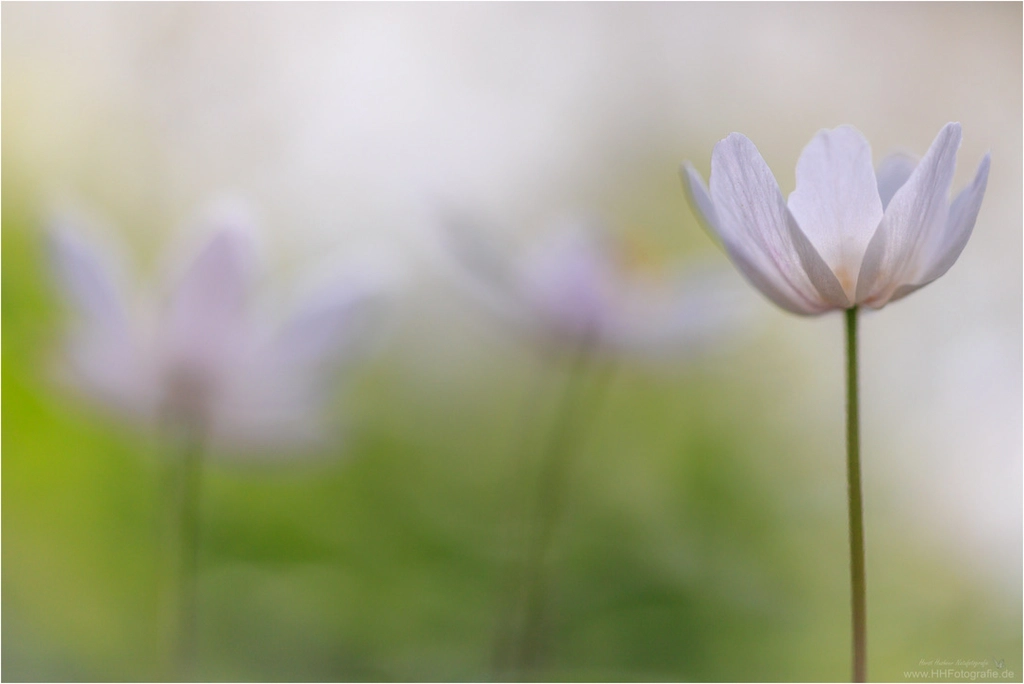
[211,260,396,452]
[683,157,815,315]
[680,162,723,242]
[439,218,536,332]
[918,153,991,285]
[164,220,257,374]
[273,279,387,371]
[48,221,129,331]
[789,219,852,309]
[856,122,962,307]
[787,126,883,298]
[517,221,617,340]
[875,152,918,209]
[169,226,254,329]
[48,221,152,413]
[707,134,838,314]
[888,152,991,302]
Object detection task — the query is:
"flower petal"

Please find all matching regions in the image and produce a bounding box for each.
[788,217,851,309]
[787,126,883,298]
[707,134,839,314]
[273,277,389,372]
[164,211,258,375]
[210,287,382,453]
[48,220,129,331]
[48,220,152,413]
[875,152,918,209]
[517,220,617,340]
[680,162,723,243]
[683,162,816,315]
[439,217,537,332]
[856,122,962,307]
[918,153,991,285]
[888,153,991,302]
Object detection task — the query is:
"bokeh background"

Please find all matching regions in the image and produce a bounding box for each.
[3,3,1021,681]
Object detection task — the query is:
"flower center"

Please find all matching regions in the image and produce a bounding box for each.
[833,264,857,301]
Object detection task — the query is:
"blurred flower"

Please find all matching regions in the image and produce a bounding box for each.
[48,202,393,453]
[440,214,752,358]
[681,122,990,314]
[441,213,755,677]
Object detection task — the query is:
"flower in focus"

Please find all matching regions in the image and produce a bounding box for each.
[440,214,751,358]
[681,122,989,314]
[48,202,392,453]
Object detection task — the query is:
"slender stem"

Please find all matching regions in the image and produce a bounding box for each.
[516,345,612,676]
[177,439,203,679]
[845,307,867,683]
[491,365,553,678]
[161,435,204,681]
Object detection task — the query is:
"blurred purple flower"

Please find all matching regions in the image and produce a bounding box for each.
[441,214,752,358]
[681,122,990,314]
[48,203,392,453]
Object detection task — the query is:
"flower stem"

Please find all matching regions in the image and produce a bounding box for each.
[516,345,611,677]
[491,366,553,679]
[163,436,203,681]
[845,307,867,683]
[180,440,203,678]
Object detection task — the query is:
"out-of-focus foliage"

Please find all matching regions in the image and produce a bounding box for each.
[4,201,1019,680]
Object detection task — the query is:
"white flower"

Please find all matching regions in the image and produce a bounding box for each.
[49,203,391,453]
[681,122,990,314]
[440,214,750,357]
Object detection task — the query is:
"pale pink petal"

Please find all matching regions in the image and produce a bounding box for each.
[49,221,129,331]
[875,152,918,210]
[888,153,991,302]
[789,220,851,309]
[273,279,388,372]
[439,218,537,333]
[516,220,617,341]
[856,123,962,307]
[164,215,257,378]
[787,126,883,299]
[708,134,840,313]
[917,153,991,286]
[682,162,823,315]
[48,222,152,413]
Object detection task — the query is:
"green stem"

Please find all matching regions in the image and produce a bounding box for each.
[845,307,867,683]
[491,366,552,679]
[181,440,203,679]
[516,346,612,676]
[163,436,203,681]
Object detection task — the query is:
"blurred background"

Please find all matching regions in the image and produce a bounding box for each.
[3,3,1020,681]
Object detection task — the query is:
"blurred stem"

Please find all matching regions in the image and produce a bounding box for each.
[491,365,551,678]
[516,344,613,677]
[162,434,204,681]
[845,307,867,683]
